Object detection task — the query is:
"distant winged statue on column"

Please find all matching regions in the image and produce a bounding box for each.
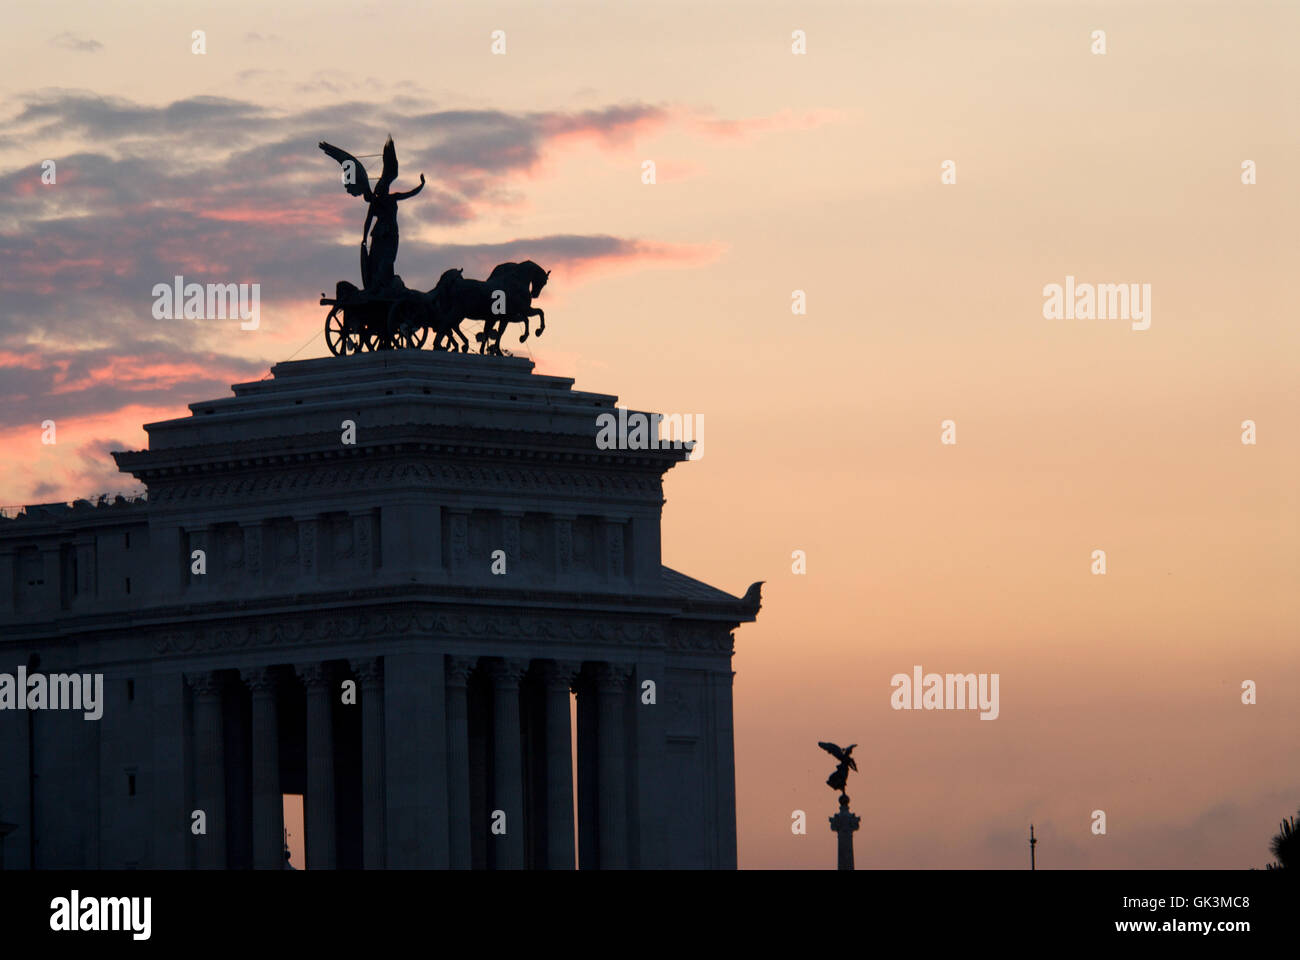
[818,741,857,795]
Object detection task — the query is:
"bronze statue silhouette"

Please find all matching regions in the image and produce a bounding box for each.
[319,137,425,294]
[818,741,857,795]
[316,135,556,356]
[428,261,550,355]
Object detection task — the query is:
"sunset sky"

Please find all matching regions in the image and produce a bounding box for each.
[2,0,1296,868]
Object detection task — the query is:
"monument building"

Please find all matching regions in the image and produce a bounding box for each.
[0,351,761,869]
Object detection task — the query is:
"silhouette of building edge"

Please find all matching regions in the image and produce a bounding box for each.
[0,351,761,869]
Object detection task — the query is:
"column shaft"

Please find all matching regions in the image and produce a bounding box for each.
[489,659,528,869]
[152,673,189,868]
[445,657,475,869]
[187,672,226,869]
[543,661,579,869]
[350,658,386,869]
[383,651,450,867]
[296,663,336,869]
[596,664,631,869]
[241,668,283,870]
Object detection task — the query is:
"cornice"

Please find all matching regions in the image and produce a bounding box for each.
[114,422,687,483]
[137,456,666,506]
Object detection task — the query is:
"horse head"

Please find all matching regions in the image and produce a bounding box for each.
[432,267,464,296]
[526,262,550,298]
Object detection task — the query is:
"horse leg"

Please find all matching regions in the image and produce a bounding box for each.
[533,307,544,336]
[519,315,530,343]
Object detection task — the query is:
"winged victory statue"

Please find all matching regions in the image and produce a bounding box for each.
[318,136,425,295]
[818,741,858,795]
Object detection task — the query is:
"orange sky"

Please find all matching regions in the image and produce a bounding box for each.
[2,0,1296,867]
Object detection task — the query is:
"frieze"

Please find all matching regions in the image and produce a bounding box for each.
[151,609,669,654]
[667,623,736,654]
[142,460,661,505]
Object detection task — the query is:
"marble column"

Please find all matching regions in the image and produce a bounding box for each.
[349,657,385,869]
[151,673,189,868]
[295,662,336,869]
[187,671,226,869]
[240,667,283,870]
[541,660,580,869]
[488,658,529,869]
[712,669,739,868]
[445,656,476,869]
[383,651,450,867]
[596,663,632,869]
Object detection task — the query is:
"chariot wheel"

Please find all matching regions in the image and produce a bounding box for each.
[324,307,363,356]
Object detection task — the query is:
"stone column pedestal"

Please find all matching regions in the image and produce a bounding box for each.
[829,794,860,870]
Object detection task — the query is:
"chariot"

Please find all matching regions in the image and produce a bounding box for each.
[319,281,432,356]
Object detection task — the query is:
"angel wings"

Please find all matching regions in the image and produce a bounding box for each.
[319,136,426,202]
[318,136,426,292]
[819,741,858,794]
[818,742,857,768]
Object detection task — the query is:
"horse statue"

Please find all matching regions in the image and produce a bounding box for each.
[428,261,550,355]
[419,276,471,352]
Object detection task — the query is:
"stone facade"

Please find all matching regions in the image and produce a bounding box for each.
[0,352,760,869]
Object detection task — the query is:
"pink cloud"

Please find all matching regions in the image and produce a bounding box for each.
[555,239,726,283]
[49,355,235,394]
[687,106,843,140]
[0,405,163,505]
[196,204,346,227]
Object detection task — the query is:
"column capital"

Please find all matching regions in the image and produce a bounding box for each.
[239,666,278,695]
[185,670,223,698]
[294,662,331,690]
[445,655,478,686]
[348,657,383,686]
[485,657,530,687]
[539,659,582,692]
[595,662,634,693]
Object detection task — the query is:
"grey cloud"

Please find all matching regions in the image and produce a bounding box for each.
[50,33,103,53]
[0,91,695,431]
